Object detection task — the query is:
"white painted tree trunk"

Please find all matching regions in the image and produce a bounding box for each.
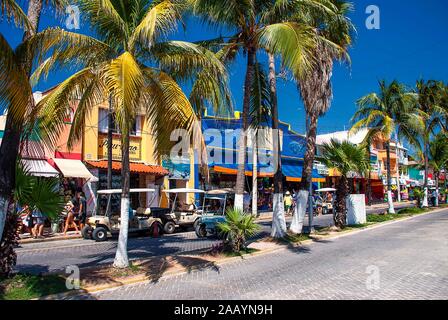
[0,196,8,242]
[387,190,395,214]
[234,194,244,211]
[346,194,367,225]
[113,196,130,268]
[435,188,439,207]
[422,187,429,208]
[271,193,287,238]
[290,190,308,234]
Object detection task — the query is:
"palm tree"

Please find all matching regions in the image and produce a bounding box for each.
[319,139,369,228]
[259,0,342,238]
[34,0,228,268]
[292,0,354,232]
[351,80,419,214]
[414,80,446,207]
[428,133,448,207]
[0,0,66,246]
[189,0,317,210]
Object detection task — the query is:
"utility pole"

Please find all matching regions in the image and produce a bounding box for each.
[107,94,113,190]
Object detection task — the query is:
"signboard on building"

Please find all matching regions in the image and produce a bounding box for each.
[98,134,141,161]
[162,156,190,180]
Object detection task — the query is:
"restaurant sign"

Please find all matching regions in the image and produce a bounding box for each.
[98,135,141,161]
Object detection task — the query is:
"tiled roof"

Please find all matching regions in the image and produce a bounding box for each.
[87,160,168,176]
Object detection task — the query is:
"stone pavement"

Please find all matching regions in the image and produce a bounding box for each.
[72,209,448,300]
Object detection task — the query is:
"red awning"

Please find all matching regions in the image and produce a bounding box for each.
[87,160,168,176]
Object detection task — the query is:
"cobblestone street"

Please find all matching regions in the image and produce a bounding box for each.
[72,209,448,300]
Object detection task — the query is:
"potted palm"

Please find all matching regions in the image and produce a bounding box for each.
[319,139,370,228]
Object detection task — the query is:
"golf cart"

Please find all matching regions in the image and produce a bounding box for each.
[161,188,205,234]
[195,189,233,238]
[315,188,336,215]
[82,188,164,242]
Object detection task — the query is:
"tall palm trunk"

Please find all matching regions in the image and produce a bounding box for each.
[268,53,286,238]
[422,136,429,207]
[235,47,256,210]
[435,171,439,207]
[385,141,395,213]
[114,131,130,268]
[300,111,318,191]
[252,135,258,216]
[107,95,113,189]
[366,144,372,206]
[335,175,348,228]
[0,0,42,243]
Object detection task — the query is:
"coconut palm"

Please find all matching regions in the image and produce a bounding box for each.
[297,0,354,196]
[414,80,446,207]
[413,133,448,207]
[188,0,317,211]
[351,80,419,214]
[258,0,342,237]
[0,0,66,249]
[33,0,229,268]
[319,139,369,228]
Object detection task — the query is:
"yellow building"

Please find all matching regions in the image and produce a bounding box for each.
[82,102,196,207]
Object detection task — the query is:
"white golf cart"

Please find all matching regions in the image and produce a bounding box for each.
[82,188,164,241]
[315,188,336,215]
[161,188,205,234]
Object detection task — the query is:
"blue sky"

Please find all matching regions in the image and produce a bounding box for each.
[1,0,447,135]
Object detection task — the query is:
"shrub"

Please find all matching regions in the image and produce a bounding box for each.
[217,208,260,253]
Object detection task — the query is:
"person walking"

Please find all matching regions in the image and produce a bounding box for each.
[63,200,79,235]
[284,191,293,215]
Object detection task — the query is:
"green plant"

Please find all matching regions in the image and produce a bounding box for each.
[14,161,64,219]
[217,208,260,253]
[412,188,425,208]
[0,273,67,300]
[397,207,427,215]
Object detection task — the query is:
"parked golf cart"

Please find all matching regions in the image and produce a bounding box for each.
[195,189,234,238]
[315,188,336,215]
[161,188,205,234]
[82,188,164,242]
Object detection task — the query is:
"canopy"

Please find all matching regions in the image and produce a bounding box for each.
[282,163,326,183]
[316,188,337,193]
[21,159,59,178]
[163,188,205,194]
[53,158,98,182]
[98,188,155,194]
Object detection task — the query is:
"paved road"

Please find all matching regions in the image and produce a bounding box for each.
[75,208,448,300]
[15,203,414,274]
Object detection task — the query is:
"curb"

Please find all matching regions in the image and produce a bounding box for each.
[38,207,445,299]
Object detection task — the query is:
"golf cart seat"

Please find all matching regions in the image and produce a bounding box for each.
[136,207,152,215]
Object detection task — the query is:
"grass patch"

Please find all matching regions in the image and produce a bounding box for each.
[397,207,428,215]
[105,262,144,278]
[367,214,402,223]
[0,273,68,300]
[223,248,260,257]
[276,233,312,244]
[345,223,373,230]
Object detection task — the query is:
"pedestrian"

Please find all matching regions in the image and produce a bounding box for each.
[71,190,83,230]
[18,204,33,235]
[32,209,45,239]
[63,200,80,235]
[284,191,293,215]
[243,191,251,212]
[79,191,88,230]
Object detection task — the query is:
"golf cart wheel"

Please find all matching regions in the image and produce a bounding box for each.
[195,224,207,238]
[92,227,108,242]
[81,225,93,240]
[164,221,176,234]
[193,219,200,230]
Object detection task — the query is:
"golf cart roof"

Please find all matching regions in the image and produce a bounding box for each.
[97,188,156,195]
[206,188,234,195]
[316,188,336,193]
[163,188,205,194]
